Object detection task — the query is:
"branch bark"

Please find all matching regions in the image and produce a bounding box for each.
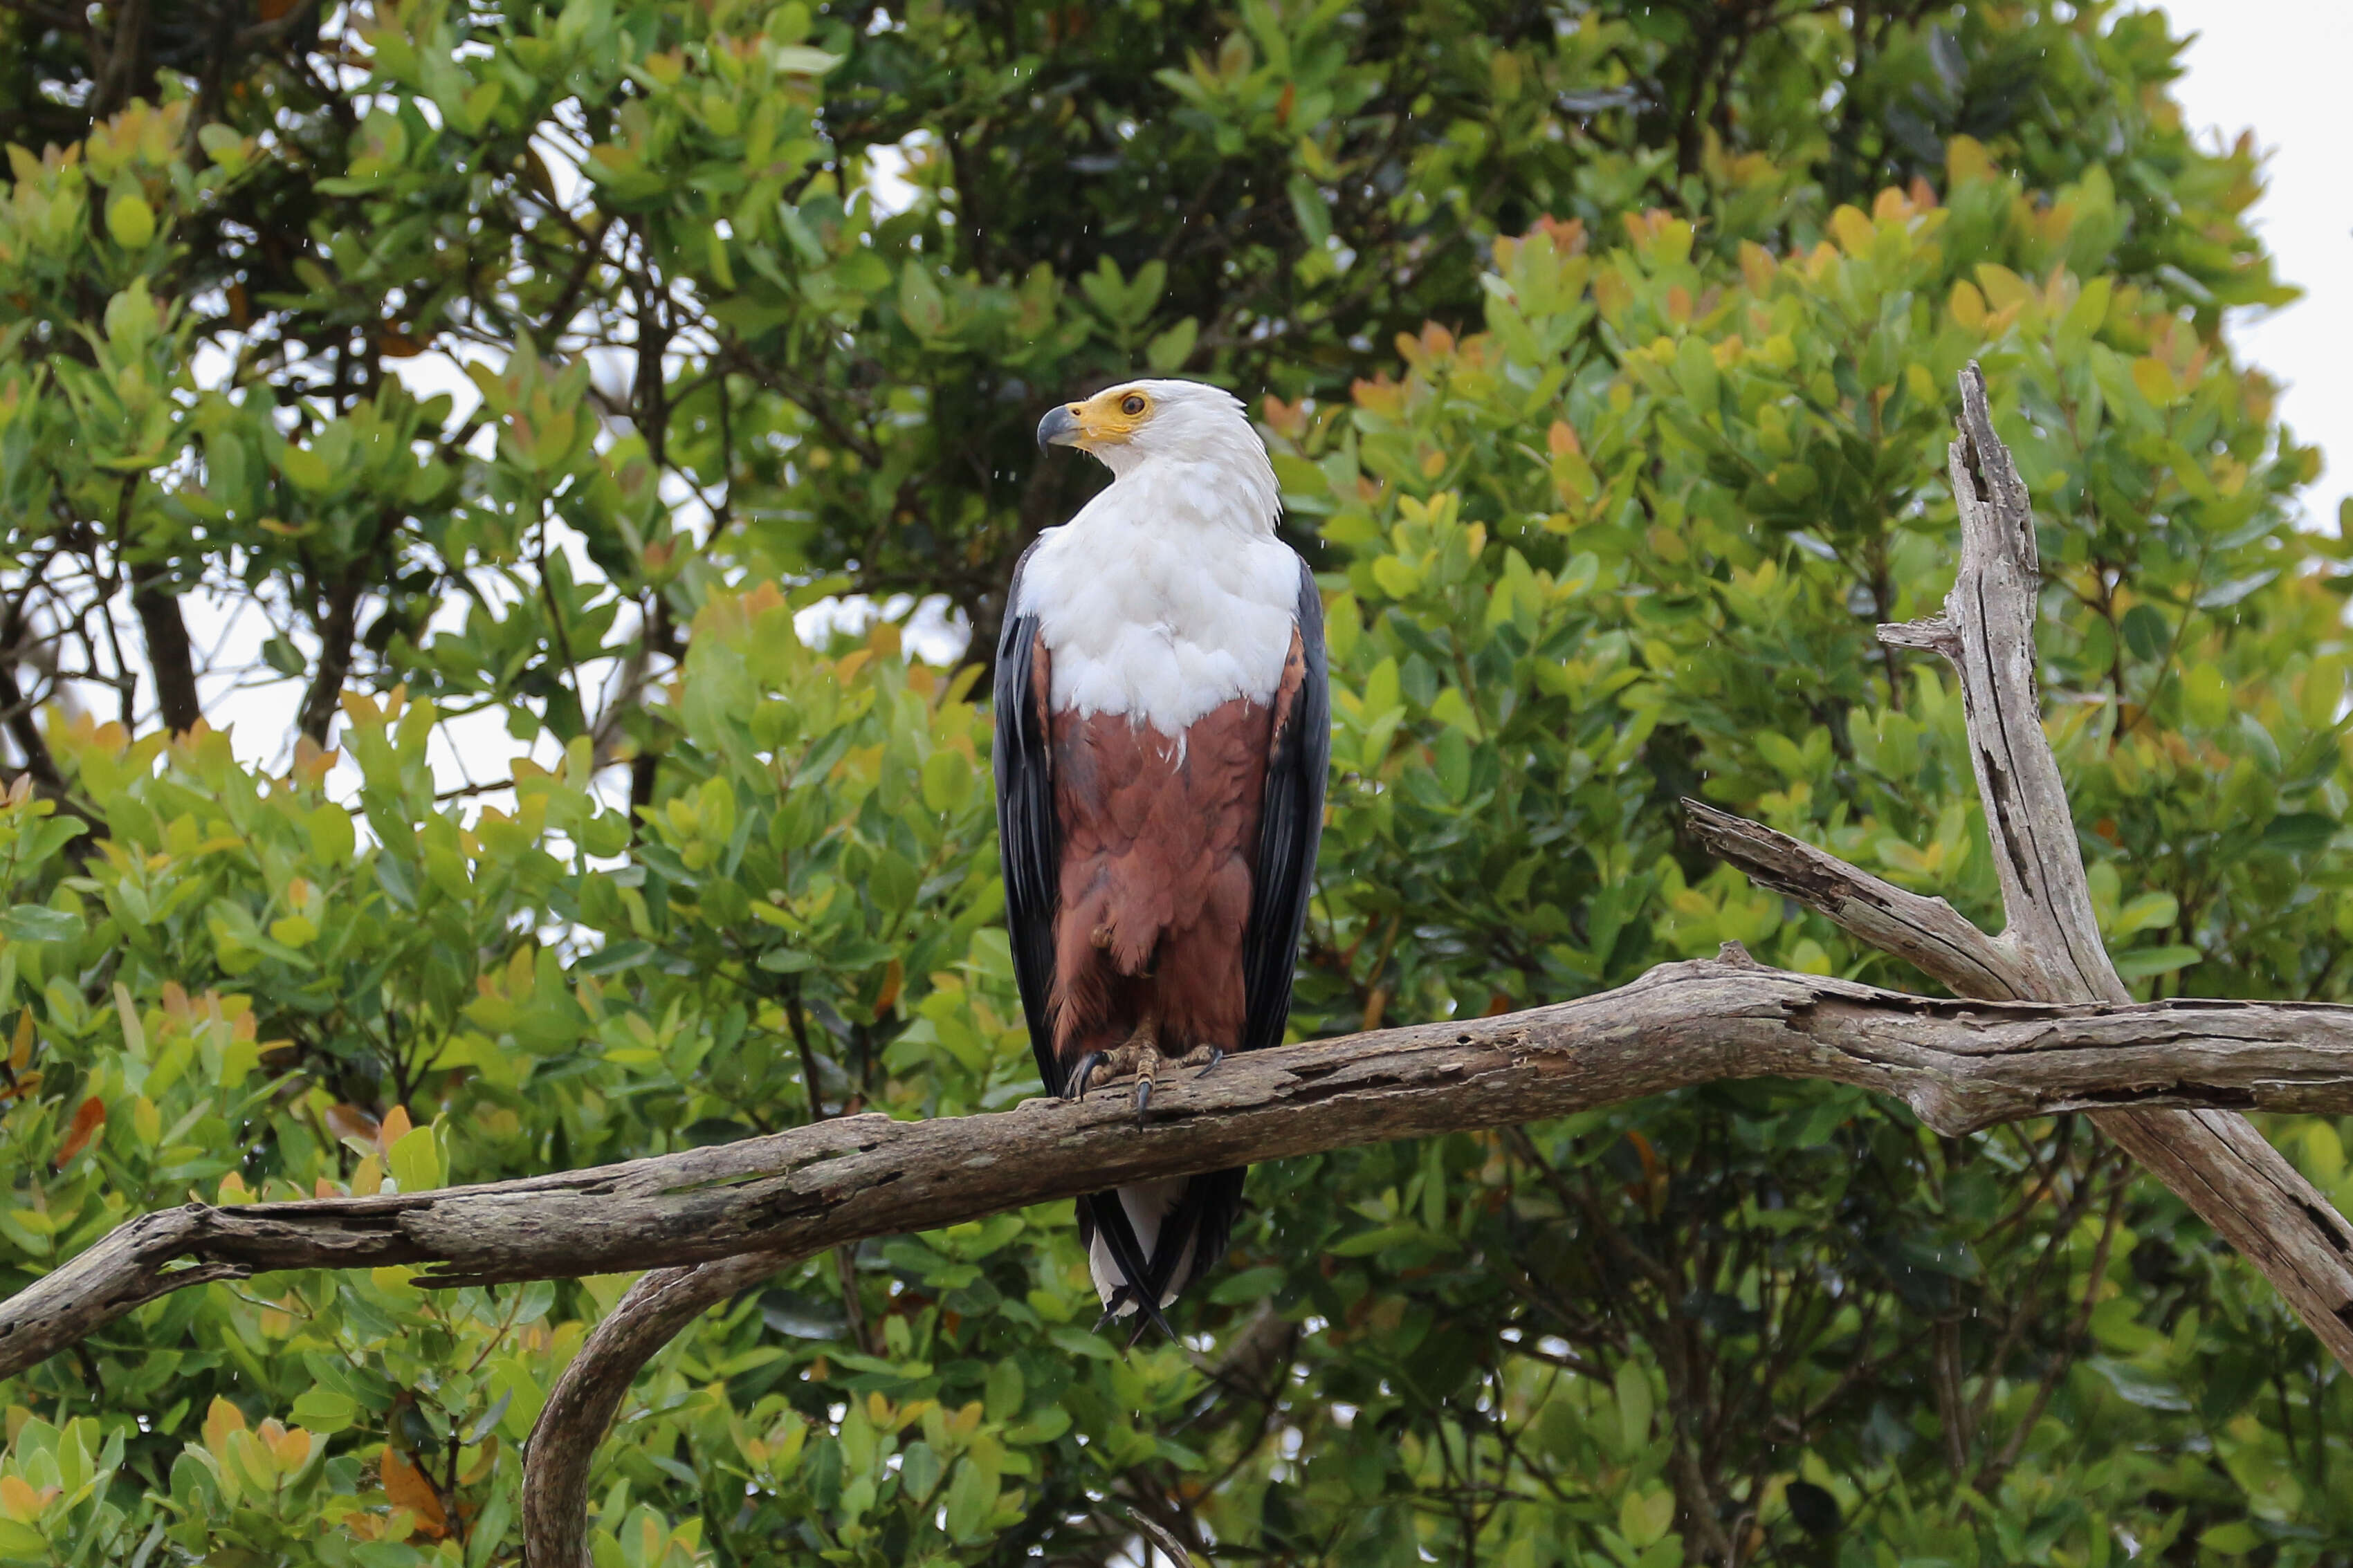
[520,1254,779,1568]
[1701,363,2353,1371]
[14,957,2353,1382]
[129,564,202,735]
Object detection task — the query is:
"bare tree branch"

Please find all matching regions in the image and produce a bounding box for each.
[129,565,202,734]
[1882,364,2353,1371]
[1698,365,2353,1372]
[15,957,2353,1382]
[522,1254,780,1568]
[1683,802,2020,1000]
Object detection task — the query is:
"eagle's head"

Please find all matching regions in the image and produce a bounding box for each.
[1036,378,1280,531]
[1036,379,1263,473]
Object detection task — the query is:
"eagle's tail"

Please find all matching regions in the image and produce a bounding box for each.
[1079,1170,1246,1340]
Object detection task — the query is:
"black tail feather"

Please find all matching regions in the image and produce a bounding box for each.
[1080,1190,1179,1343]
[1079,1169,1247,1342]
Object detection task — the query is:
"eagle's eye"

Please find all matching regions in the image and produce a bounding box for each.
[1120,394,1147,416]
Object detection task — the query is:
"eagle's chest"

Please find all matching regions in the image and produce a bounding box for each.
[1020,521,1299,737]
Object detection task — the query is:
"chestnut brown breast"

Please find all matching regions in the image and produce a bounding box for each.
[1046,697,1274,1071]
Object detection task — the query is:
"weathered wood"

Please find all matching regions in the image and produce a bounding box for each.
[1701,779,2353,1366]
[1683,802,2022,1000]
[14,957,2353,1383]
[522,1254,779,1568]
[1870,364,2353,1369]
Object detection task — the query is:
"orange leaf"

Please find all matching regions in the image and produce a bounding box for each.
[376,1104,413,1152]
[0,1474,39,1522]
[203,1396,248,1454]
[270,1426,313,1470]
[54,1096,104,1168]
[380,1446,448,1538]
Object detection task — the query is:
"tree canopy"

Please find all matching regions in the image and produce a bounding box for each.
[2,1,2350,1564]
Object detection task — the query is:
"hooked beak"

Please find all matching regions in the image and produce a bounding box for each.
[1036,404,1082,452]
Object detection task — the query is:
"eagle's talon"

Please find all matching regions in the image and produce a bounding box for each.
[1189,1045,1226,1078]
[1065,1051,1105,1100]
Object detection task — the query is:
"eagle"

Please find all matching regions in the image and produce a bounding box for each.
[994,378,1330,1338]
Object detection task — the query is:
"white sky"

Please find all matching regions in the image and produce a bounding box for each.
[153,7,2353,809]
[2159,0,2353,528]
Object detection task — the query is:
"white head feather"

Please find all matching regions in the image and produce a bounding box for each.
[1036,378,1281,533]
[1021,378,1301,733]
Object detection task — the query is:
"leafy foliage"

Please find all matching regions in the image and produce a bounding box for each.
[1,2,2350,1565]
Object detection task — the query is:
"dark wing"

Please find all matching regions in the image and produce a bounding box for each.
[991,542,1065,1096]
[1239,555,1330,1057]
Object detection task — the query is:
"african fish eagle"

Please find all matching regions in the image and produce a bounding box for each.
[994,378,1330,1336]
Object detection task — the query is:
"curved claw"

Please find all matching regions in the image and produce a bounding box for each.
[1063,1051,1104,1102]
[1134,1076,1153,1127]
[1195,1047,1226,1080]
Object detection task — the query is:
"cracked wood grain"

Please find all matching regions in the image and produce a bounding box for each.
[1683,802,2020,1001]
[521,1253,780,1568]
[1705,362,2353,1371]
[15,957,2353,1388]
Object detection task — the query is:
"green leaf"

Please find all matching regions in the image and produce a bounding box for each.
[899,1440,944,1505]
[1618,1487,1675,1548]
[2199,1522,2262,1554]
[262,636,308,677]
[388,1124,443,1192]
[983,1358,1024,1420]
[1146,316,1199,371]
[277,443,333,495]
[106,190,156,249]
[2119,603,2169,661]
[942,1455,994,1540]
[769,44,842,75]
[2112,944,2201,979]
[899,263,948,338]
[196,123,250,172]
[0,904,80,943]
[2089,1356,2191,1410]
[1047,1326,1119,1361]
[2262,812,2338,854]
[1330,1223,1421,1257]
[1614,1363,1653,1451]
[290,1390,356,1432]
[1207,1265,1285,1304]
[306,804,357,866]
[920,749,972,813]
[1287,174,1332,248]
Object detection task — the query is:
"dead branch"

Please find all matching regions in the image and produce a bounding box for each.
[13,957,2353,1387]
[521,1255,780,1568]
[1793,364,2353,1369]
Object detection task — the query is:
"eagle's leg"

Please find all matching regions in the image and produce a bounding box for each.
[1084,1011,1164,1125]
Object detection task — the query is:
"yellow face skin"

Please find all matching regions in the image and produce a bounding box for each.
[1036,385,1156,451]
